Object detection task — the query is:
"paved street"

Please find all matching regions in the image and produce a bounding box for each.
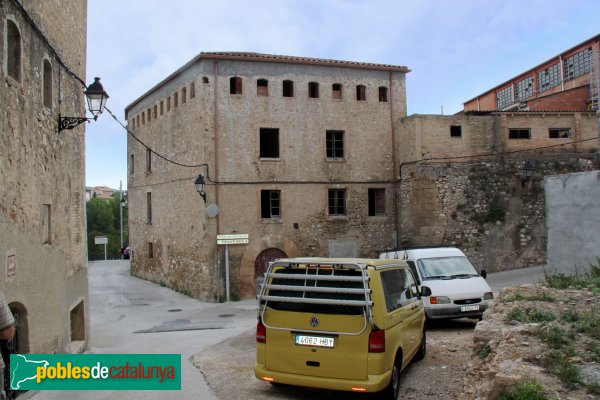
[29,260,257,400]
[26,261,545,399]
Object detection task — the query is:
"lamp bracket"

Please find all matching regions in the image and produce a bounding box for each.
[58,113,90,133]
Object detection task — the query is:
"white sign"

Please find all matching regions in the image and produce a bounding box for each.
[217,234,249,245]
[95,236,108,245]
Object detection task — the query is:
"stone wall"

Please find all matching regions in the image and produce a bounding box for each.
[0,0,89,353]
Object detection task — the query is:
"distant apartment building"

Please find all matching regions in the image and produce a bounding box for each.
[464,34,600,112]
[86,185,116,201]
[125,52,408,299]
[0,0,90,362]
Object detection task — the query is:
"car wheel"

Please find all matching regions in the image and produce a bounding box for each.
[415,328,426,360]
[379,357,401,400]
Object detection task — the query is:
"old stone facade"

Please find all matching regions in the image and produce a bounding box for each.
[126,53,407,300]
[0,0,89,354]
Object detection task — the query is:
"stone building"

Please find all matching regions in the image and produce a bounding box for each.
[125,52,408,300]
[464,33,599,112]
[0,0,90,358]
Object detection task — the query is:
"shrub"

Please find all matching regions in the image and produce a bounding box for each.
[497,377,547,400]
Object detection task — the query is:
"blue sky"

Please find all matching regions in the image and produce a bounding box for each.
[85,0,600,189]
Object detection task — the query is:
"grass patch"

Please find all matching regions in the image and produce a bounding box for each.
[478,344,491,360]
[506,307,555,324]
[544,260,600,292]
[497,377,548,400]
[503,290,555,303]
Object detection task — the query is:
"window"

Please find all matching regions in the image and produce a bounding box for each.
[136,115,140,127]
[368,188,386,216]
[42,60,53,108]
[261,190,281,219]
[549,128,571,139]
[356,85,366,101]
[283,80,294,97]
[230,77,242,95]
[515,76,534,101]
[146,148,152,171]
[496,86,513,109]
[174,92,178,108]
[563,47,592,81]
[378,86,388,102]
[182,87,187,103]
[508,128,531,139]
[167,96,171,112]
[450,125,462,137]
[129,154,134,175]
[131,119,135,129]
[148,242,154,259]
[153,105,157,118]
[259,128,279,158]
[257,79,268,96]
[160,101,164,115]
[42,204,51,244]
[328,189,346,216]
[190,82,195,98]
[308,82,319,98]
[381,269,418,312]
[142,112,145,125]
[326,130,344,159]
[7,20,21,82]
[147,108,151,121]
[538,63,561,93]
[202,76,209,84]
[332,83,342,99]
[146,192,152,224]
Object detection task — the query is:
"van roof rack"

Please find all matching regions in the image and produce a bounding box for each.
[380,244,457,252]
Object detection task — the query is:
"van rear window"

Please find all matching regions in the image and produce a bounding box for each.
[265,267,367,315]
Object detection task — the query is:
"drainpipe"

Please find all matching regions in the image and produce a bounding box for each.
[390,71,399,249]
[213,60,220,235]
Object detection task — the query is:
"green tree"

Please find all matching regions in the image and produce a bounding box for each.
[86,194,128,258]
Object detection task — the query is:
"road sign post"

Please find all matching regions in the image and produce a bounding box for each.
[216,234,248,301]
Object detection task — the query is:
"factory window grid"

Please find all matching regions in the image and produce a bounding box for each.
[368,188,386,216]
[515,76,534,101]
[328,189,346,216]
[326,130,345,159]
[43,59,52,108]
[257,79,268,96]
[537,63,561,93]
[356,85,366,101]
[308,81,319,98]
[378,86,388,102]
[259,128,279,158]
[450,125,462,137]
[6,19,21,82]
[230,77,243,94]
[508,128,531,139]
[496,86,513,109]
[261,190,281,219]
[563,47,592,81]
[332,83,343,99]
[283,80,294,97]
[549,128,571,139]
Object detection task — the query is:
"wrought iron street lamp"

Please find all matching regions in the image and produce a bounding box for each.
[195,174,207,202]
[58,77,109,133]
[520,161,535,187]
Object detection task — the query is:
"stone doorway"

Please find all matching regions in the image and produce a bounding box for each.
[254,247,287,293]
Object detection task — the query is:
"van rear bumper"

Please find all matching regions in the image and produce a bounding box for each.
[425,302,489,320]
[254,363,391,393]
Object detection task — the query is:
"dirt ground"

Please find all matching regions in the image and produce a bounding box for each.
[192,318,477,399]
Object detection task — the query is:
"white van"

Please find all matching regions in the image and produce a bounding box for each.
[379,247,493,320]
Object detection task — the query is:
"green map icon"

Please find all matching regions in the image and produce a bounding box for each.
[10,354,49,390]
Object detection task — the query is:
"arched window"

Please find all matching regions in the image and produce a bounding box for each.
[230,77,242,95]
[7,20,22,81]
[43,59,53,108]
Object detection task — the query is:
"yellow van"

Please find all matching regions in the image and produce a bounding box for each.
[255,258,428,399]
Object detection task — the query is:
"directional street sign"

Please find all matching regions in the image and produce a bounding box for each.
[217,233,249,245]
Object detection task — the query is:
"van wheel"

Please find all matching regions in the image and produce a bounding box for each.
[379,356,401,399]
[415,328,426,360]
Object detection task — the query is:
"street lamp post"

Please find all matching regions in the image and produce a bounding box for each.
[58,77,109,133]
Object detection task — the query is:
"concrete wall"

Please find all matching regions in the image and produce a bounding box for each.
[545,170,600,274]
[0,0,89,353]
[127,56,406,300]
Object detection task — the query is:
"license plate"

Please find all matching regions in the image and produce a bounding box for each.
[461,305,480,312]
[295,335,335,348]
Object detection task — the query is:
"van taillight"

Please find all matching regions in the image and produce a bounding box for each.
[256,320,266,343]
[369,329,385,353]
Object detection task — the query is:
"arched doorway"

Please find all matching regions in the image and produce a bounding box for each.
[254,248,287,293]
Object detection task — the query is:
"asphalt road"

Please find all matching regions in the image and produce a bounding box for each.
[26,261,545,400]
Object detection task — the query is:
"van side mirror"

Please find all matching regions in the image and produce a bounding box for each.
[480,270,487,279]
[420,286,432,297]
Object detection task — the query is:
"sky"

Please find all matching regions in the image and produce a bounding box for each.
[85,0,600,190]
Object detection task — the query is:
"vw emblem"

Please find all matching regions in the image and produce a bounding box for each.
[310,316,320,327]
